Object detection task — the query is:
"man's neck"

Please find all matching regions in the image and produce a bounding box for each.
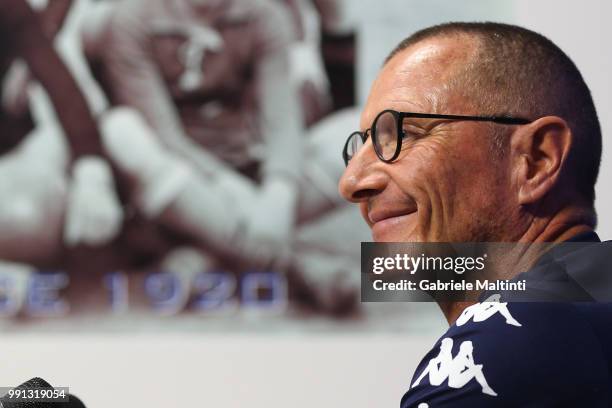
[439,301,473,325]
[518,204,595,243]
[440,206,595,325]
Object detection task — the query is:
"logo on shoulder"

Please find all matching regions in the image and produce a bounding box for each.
[456,293,522,327]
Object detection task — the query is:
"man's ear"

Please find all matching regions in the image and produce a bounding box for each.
[511,116,572,205]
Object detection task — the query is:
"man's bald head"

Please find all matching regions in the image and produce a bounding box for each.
[386,22,601,206]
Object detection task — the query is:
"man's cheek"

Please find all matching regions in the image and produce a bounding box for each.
[398,143,435,166]
[396,162,447,209]
[405,173,456,240]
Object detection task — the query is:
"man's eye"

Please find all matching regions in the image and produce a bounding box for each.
[401,127,425,142]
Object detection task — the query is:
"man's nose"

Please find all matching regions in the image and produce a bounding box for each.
[338,144,387,203]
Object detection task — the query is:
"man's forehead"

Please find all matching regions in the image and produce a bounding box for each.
[360,36,476,130]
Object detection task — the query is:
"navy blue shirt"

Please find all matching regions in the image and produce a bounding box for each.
[401,232,612,407]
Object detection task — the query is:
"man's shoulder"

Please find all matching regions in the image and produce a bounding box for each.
[451,296,611,336]
[447,300,612,365]
[401,299,612,407]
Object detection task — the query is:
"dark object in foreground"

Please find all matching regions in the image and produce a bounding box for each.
[0,377,86,408]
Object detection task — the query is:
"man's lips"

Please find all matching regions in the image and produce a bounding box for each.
[368,208,417,225]
[368,207,418,240]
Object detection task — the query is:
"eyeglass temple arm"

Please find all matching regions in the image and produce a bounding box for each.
[400,112,531,125]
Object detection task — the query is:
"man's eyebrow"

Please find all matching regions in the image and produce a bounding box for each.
[402,116,428,125]
[404,115,463,131]
[401,116,439,131]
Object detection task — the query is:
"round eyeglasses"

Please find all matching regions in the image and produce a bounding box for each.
[343,109,531,166]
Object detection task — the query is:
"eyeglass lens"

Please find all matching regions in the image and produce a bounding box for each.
[373,110,398,161]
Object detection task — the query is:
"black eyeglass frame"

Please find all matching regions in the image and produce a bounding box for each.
[343,109,531,166]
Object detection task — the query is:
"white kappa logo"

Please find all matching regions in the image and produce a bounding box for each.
[412,338,498,396]
[456,294,522,327]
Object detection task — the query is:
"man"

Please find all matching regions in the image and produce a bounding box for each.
[339,22,611,406]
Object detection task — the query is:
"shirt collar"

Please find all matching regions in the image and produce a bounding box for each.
[564,230,601,243]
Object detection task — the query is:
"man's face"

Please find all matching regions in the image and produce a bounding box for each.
[339,37,516,242]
